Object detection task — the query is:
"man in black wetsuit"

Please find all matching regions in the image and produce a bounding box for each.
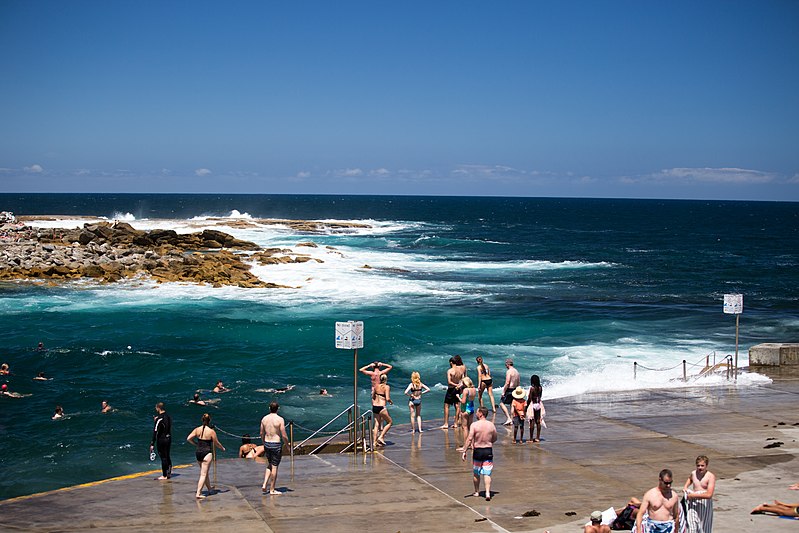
[150,402,172,480]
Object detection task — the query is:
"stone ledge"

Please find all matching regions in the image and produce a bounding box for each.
[749,343,799,366]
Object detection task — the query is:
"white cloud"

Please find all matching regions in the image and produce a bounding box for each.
[195,168,212,177]
[335,168,363,177]
[643,167,775,184]
[369,168,391,177]
[296,171,311,179]
[24,164,43,173]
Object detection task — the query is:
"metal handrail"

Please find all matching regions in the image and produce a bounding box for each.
[307,408,371,455]
[293,403,355,452]
[338,411,372,454]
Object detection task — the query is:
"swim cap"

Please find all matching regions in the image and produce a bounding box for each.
[1,383,7,390]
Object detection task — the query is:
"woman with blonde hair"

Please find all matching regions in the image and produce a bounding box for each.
[186,413,225,499]
[404,371,431,433]
[458,376,477,451]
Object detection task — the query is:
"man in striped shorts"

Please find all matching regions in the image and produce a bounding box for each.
[461,406,497,501]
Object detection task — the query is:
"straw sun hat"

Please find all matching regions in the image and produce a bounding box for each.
[511,386,526,399]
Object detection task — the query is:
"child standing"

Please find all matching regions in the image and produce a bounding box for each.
[511,386,527,443]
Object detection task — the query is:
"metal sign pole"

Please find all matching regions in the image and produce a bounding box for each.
[734,313,740,382]
[336,320,364,456]
[353,347,358,457]
[723,294,743,383]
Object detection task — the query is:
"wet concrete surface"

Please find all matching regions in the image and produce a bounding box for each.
[3,369,798,532]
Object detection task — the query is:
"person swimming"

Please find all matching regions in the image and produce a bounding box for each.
[189,393,207,406]
[33,371,51,381]
[52,405,64,419]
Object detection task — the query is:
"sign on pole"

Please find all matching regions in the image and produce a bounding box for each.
[335,321,364,350]
[723,294,743,381]
[723,294,743,314]
[336,320,365,456]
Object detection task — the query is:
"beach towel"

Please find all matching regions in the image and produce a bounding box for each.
[525,399,547,428]
[680,494,711,533]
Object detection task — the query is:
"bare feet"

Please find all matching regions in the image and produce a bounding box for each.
[486,492,491,501]
[502,420,512,426]
[472,492,480,497]
[438,424,449,430]
[456,447,465,452]
[156,476,168,480]
[196,494,205,499]
[269,490,281,495]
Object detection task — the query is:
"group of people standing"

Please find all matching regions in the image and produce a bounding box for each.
[148,400,289,499]
[358,355,546,502]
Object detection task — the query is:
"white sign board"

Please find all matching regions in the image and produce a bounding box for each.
[335,321,364,349]
[723,294,743,315]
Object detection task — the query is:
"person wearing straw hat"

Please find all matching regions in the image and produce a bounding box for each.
[584,510,611,533]
[499,358,520,426]
[511,386,527,443]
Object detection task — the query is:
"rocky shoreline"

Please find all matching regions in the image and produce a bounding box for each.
[0,214,364,288]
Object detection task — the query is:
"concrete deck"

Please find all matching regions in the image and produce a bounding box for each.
[3,368,799,532]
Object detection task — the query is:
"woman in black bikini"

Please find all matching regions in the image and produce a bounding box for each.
[186,413,225,499]
[476,356,496,412]
[372,374,393,446]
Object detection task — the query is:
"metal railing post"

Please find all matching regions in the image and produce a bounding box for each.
[683,360,687,382]
[289,421,294,459]
[634,361,637,380]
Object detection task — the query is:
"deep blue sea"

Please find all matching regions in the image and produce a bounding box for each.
[0,194,797,499]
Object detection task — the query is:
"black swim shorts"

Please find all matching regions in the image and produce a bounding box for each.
[444,386,459,405]
[263,442,283,467]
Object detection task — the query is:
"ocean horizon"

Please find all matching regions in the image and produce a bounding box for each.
[1,193,797,500]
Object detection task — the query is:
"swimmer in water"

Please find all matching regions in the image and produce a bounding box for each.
[101,400,113,413]
[1,383,26,398]
[189,393,207,406]
[52,405,64,419]
[0,363,9,375]
[319,388,331,396]
[33,371,51,381]
[213,380,229,393]
[239,434,264,458]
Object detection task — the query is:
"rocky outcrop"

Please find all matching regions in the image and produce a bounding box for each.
[0,221,277,288]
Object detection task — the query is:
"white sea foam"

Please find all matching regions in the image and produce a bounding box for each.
[111,212,136,221]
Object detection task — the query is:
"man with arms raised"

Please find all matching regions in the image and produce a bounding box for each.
[461,406,497,501]
[499,358,520,425]
[260,401,289,495]
[636,469,680,533]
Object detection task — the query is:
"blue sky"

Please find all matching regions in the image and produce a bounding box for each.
[1,1,797,200]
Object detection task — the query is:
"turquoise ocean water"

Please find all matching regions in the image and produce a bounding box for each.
[0,194,797,499]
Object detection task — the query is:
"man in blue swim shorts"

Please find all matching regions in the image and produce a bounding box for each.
[636,469,680,533]
[461,406,497,501]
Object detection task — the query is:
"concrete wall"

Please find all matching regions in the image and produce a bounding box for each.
[749,343,799,366]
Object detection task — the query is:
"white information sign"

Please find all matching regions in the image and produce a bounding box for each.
[335,321,364,349]
[723,294,743,315]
